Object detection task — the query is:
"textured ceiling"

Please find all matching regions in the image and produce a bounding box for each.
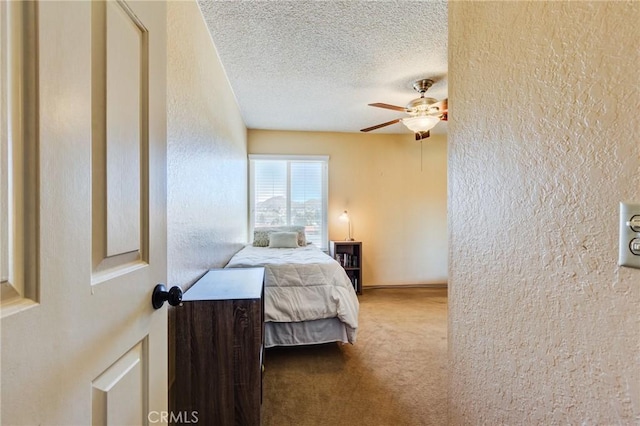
[197,0,448,135]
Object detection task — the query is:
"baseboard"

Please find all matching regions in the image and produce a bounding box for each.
[363,283,448,290]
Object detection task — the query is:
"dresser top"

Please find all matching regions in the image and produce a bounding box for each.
[183,268,265,301]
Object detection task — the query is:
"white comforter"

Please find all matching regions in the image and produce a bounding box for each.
[225,244,359,343]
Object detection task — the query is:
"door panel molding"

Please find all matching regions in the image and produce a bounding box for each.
[92,338,149,426]
[91,0,149,284]
[0,0,39,316]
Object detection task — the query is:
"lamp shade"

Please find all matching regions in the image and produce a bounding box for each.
[401,115,440,133]
[339,210,350,222]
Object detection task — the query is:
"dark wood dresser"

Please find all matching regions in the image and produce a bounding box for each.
[174,267,265,425]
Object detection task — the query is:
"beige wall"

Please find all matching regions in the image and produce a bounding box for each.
[167,1,247,289]
[449,1,639,423]
[249,130,448,287]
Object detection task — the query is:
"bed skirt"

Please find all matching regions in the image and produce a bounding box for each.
[264,318,349,348]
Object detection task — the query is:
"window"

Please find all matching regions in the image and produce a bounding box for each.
[249,155,329,249]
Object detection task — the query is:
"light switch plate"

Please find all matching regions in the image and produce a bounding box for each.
[619,202,640,269]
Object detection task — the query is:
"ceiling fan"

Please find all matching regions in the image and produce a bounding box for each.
[360,79,448,140]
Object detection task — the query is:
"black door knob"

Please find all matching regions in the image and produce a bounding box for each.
[152,284,183,309]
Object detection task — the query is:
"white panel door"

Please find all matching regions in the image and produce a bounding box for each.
[1,1,168,425]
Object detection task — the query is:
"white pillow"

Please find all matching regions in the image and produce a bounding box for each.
[268,232,299,248]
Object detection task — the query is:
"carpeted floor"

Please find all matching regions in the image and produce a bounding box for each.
[262,287,448,426]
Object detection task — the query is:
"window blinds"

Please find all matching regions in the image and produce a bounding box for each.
[250,155,328,249]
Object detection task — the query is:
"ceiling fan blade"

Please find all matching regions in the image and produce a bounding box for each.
[432,98,448,110]
[368,103,407,112]
[360,118,402,132]
[432,98,448,113]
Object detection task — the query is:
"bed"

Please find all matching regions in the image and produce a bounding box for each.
[225,234,359,348]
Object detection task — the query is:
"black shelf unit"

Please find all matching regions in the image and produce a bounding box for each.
[330,241,362,294]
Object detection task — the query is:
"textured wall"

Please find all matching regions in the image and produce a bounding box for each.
[166,1,248,387]
[167,1,247,290]
[449,1,639,424]
[249,130,448,287]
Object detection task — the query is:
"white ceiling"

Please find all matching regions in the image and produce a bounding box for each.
[197,0,448,135]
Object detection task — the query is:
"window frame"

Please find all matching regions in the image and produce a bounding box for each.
[248,154,329,250]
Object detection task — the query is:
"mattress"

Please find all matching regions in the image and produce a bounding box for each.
[225,244,359,345]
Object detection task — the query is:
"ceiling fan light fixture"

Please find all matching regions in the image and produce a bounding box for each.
[401,115,440,133]
[361,78,447,134]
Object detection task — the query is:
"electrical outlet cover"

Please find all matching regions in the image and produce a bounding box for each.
[619,202,640,269]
